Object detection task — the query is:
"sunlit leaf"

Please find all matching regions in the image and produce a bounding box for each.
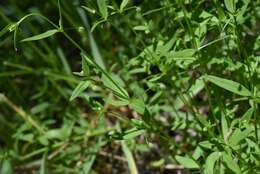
[21,29,59,42]
[228,127,253,146]
[204,75,251,97]
[70,81,90,101]
[0,159,12,174]
[222,153,241,174]
[97,0,108,19]
[122,141,138,174]
[205,152,221,174]
[101,73,129,99]
[120,0,129,12]
[123,129,146,140]
[130,98,146,115]
[224,0,236,13]
[175,156,199,169]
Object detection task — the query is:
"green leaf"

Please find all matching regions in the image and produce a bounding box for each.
[97,0,108,19]
[57,47,71,75]
[222,153,241,174]
[82,6,96,14]
[88,28,106,69]
[204,75,251,97]
[192,146,204,160]
[224,0,236,13]
[174,77,204,109]
[205,152,221,174]
[157,35,177,54]
[122,141,138,174]
[171,49,196,60]
[120,0,129,12]
[77,8,106,69]
[82,137,102,174]
[123,129,146,140]
[133,25,148,31]
[21,29,59,42]
[221,113,229,141]
[0,159,12,174]
[0,24,12,38]
[70,81,90,101]
[228,127,253,146]
[150,159,165,167]
[45,129,64,140]
[81,53,128,99]
[196,113,210,128]
[39,153,47,174]
[107,98,129,106]
[199,141,213,149]
[30,102,50,114]
[101,73,129,99]
[58,0,63,30]
[44,123,73,140]
[82,155,96,174]
[240,107,254,124]
[130,98,146,115]
[175,155,199,169]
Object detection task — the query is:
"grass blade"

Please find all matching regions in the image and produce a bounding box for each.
[122,141,139,174]
[77,7,106,69]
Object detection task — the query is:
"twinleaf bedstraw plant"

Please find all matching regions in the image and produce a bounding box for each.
[0,0,260,173]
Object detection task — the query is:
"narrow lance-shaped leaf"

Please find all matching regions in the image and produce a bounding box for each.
[101,73,129,99]
[81,53,128,99]
[97,0,108,19]
[130,98,146,115]
[120,0,129,12]
[122,141,138,174]
[221,113,229,141]
[175,155,200,169]
[172,49,196,57]
[205,152,221,174]
[203,75,251,97]
[0,159,12,174]
[222,153,241,174]
[224,0,236,13]
[57,47,71,75]
[82,137,102,174]
[0,24,13,38]
[240,107,254,124]
[228,127,253,146]
[21,29,59,42]
[123,129,146,140]
[58,0,63,29]
[39,153,47,174]
[70,81,90,101]
[82,155,96,174]
[81,6,96,14]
